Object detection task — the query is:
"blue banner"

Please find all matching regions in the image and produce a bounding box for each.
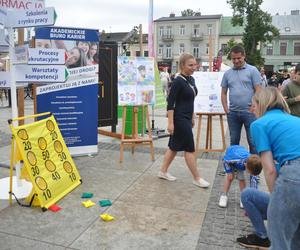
[36,77,98,155]
[35,26,99,42]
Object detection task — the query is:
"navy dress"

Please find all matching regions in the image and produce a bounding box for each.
[167,74,197,152]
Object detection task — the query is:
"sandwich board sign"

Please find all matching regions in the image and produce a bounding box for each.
[9,113,81,210]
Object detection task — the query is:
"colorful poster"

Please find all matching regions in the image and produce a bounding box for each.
[36,77,98,156]
[35,26,99,67]
[35,26,99,156]
[193,72,225,113]
[118,56,155,105]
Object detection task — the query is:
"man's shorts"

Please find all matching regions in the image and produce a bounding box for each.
[223,161,245,180]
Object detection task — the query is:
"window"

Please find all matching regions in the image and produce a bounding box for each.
[207,24,213,35]
[158,44,163,56]
[179,25,185,35]
[144,50,149,57]
[136,51,140,56]
[193,24,200,37]
[206,43,209,55]
[126,51,131,56]
[159,26,164,37]
[179,43,185,54]
[193,44,200,58]
[166,44,172,58]
[280,42,287,56]
[165,26,172,37]
[266,44,273,56]
[284,27,291,32]
[294,42,300,56]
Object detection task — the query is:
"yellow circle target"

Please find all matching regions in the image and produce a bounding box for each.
[17,129,28,140]
[46,120,55,132]
[63,161,73,173]
[35,176,48,191]
[45,160,56,172]
[54,140,63,153]
[27,151,37,166]
[38,137,47,150]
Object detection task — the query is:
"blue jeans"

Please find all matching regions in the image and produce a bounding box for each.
[227,110,256,154]
[241,188,269,239]
[268,158,300,250]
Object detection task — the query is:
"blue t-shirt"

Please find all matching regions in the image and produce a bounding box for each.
[221,63,261,112]
[223,145,250,171]
[250,109,300,171]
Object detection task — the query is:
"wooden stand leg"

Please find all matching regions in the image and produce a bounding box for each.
[120,105,155,163]
[196,114,202,154]
[205,115,210,149]
[209,115,213,150]
[120,106,127,163]
[195,113,226,153]
[219,114,226,151]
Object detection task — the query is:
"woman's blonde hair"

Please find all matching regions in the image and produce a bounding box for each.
[179,53,194,71]
[253,87,290,117]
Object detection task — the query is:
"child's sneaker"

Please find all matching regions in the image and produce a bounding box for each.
[218,194,228,208]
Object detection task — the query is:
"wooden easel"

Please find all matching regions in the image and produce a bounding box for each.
[195,112,226,153]
[120,105,154,163]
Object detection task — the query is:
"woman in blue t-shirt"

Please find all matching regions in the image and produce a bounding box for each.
[250,87,300,250]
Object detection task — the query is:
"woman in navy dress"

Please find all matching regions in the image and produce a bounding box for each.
[158,53,209,188]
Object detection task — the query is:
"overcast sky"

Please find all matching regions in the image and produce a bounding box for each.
[46,0,298,32]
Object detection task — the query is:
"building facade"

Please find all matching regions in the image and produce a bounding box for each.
[262,11,300,72]
[219,11,300,72]
[154,13,222,72]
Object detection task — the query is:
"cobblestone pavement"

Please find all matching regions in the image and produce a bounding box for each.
[196,131,255,250]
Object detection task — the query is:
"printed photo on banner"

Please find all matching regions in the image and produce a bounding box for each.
[35,27,99,69]
[137,85,155,105]
[117,56,156,106]
[118,85,136,105]
[136,57,155,84]
[118,56,136,84]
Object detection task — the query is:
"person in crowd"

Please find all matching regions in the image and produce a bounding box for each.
[260,67,268,88]
[219,145,261,208]
[281,64,300,117]
[221,45,261,154]
[250,87,300,250]
[36,39,52,49]
[66,47,87,68]
[278,69,289,85]
[281,69,295,89]
[76,41,90,56]
[87,42,98,65]
[158,53,209,188]
[160,67,171,96]
[268,72,279,88]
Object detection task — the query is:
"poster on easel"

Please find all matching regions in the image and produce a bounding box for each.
[118,56,155,106]
[193,72,225,113]
[9,113,81,211]
[35,26,99,156]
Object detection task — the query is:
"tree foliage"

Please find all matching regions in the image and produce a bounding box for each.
[224,38,241,59]
[181,9,195,16]
[227,0,279,66]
